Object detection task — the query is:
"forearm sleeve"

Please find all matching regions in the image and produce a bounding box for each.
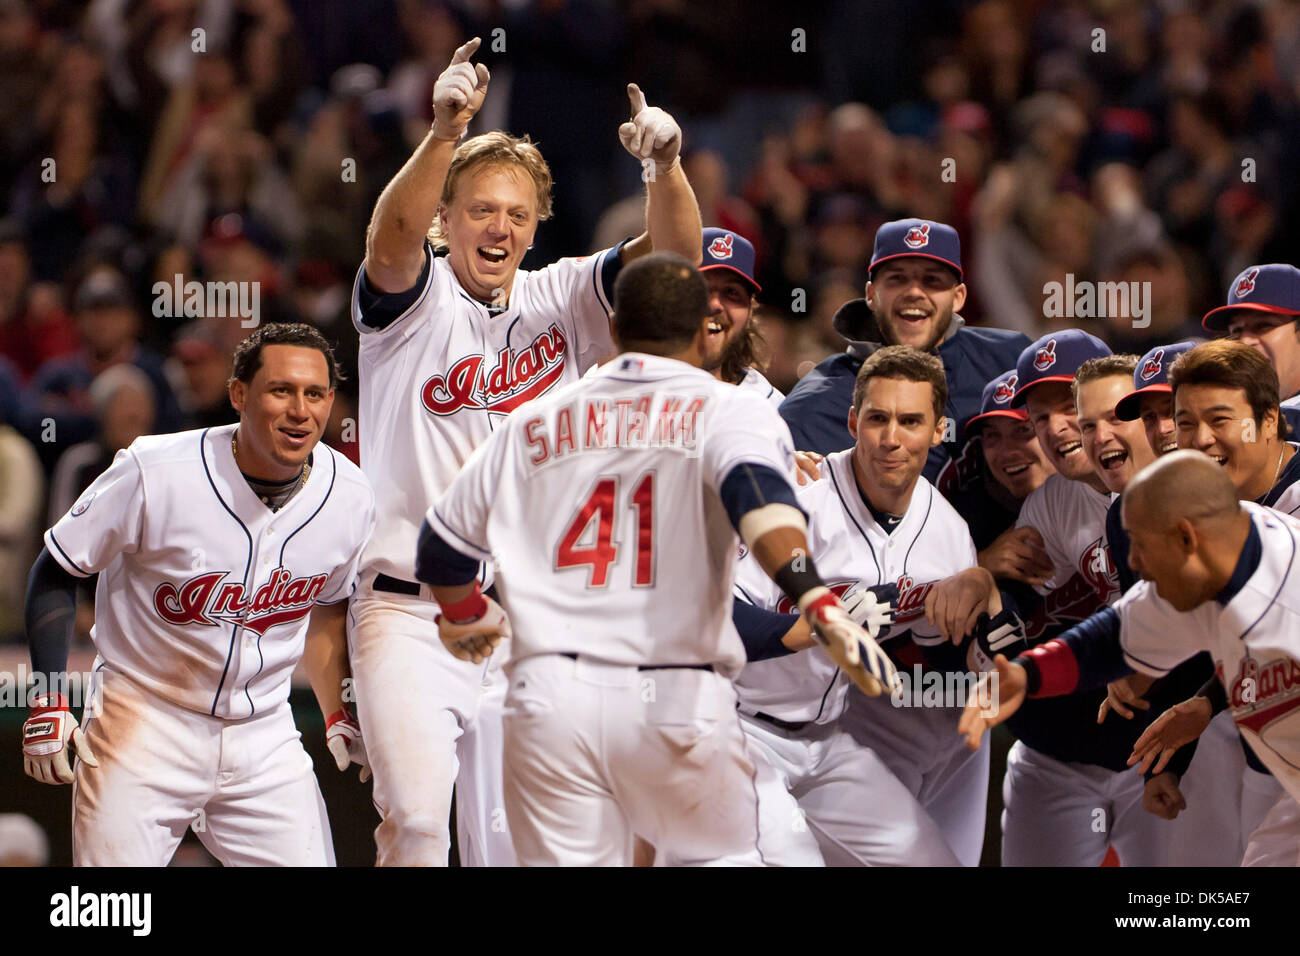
[25,547,79,680]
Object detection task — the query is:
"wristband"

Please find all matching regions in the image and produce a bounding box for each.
[440,584,487,624]
[325,708,353,730]
[431,122,467,143]
[773,555,825,609]
[30,693,69,714]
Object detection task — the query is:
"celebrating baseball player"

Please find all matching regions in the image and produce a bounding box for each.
[1102,339,1296,862]
[778,218,1028,500]
[348,37,703,865]
[697,228,783,406]
[961,450,1300,866]
[730,345,1019,866]
[992,333,1187,866]
[1205,263,1300,434]
[948,369,1055,584]
[21,324,375,866]
[412,254,895,865]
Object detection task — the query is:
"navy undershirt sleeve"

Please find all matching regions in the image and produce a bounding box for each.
[1058,607,1134,690]
[732,597,798,662]
[414,519,481,587]
[719,463,801,533]
[357,242,434,330]
[26,547,79,683]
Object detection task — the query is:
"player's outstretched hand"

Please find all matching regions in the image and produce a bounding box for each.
[803,590,899,698]
[925,566,997,644]
[619,84,682,174]
[438,596,512,664]
[432,37,491,140]
[1142,771,1187,820]
[793,451,824,486]
[22,695,98,785]
[1097,672,1154,723]
[1127,695,1213,775]
[325,707,371,783]
[957,654,1027,751]
[977,525,1053,588]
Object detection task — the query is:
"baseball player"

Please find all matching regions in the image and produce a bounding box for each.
[1105,339,1296,862]
[1203,264,1300,435]
[1106,342,1197,592]
[412,254,895,866]
[733,346,1019,866]
[698,228,783,406]
[961,451,1300,865]
[948,369,1055,584]
[1170,340,1300,514]
[994,333,1184,866]
[348,37,704,865]
[778,218,1029,500]
[21,324,375,865]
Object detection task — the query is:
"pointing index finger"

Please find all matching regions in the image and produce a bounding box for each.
[452,37,482,64]
[627,83,648,116]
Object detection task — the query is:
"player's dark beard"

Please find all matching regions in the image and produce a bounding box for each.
[715,318,769,385]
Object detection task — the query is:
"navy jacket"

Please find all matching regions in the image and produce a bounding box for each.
[779,299,1029,496]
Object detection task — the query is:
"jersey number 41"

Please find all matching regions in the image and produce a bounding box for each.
[555,472,656,588]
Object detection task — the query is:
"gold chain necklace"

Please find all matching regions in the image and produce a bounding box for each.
[232,431,311,506]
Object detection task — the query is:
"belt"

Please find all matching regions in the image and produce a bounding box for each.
[559,652,713,673]
[373,573,421,596]
[746,710,810,733]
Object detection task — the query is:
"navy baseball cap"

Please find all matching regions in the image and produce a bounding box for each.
[700,228,760,293]
[1115,342,1197,421]
[1202,264,1300,333]
[868,218,963,281]
[1010,329,1112,407]
[966,369,1027,430]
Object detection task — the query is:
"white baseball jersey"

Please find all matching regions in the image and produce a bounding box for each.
[44,424,375,719]
[1261,442,1300,515]
[1017,474,1118,604]
[739,367,784,408]
[732,448,979,723]
[1116,502,1300,803]
[351,241,621,580]
[428,352,796,677]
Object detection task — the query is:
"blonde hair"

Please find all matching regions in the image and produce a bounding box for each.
[428,132,554,249]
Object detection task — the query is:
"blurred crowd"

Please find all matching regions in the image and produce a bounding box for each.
[2,0,1299,640]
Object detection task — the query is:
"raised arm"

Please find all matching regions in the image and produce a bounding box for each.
[615,84,702,266]
[364,38,491,293]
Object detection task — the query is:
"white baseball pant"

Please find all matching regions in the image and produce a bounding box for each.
[73,667,333,866]
[1164,710,1284,865]
[1242,791,1300,866]
[741,714,959,865]
[501,654,765,866]
[348,581,515,867]
[840,692,990,866]
[1000,740,1174,866]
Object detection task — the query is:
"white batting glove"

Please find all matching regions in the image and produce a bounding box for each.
[618,83,682,174]
[22,694,98,786]
[841,584,896,641]
[802,589,900,698]
[432,37,491,141]
[325,707,371,783]
[437,595,512,665]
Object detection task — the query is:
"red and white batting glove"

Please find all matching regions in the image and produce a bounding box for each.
[437,590,512,665]
[618,84,682,175]
[432,37,491,141]
[802,589,900,698]
[23,694,98,785]
[325,707,371,783]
